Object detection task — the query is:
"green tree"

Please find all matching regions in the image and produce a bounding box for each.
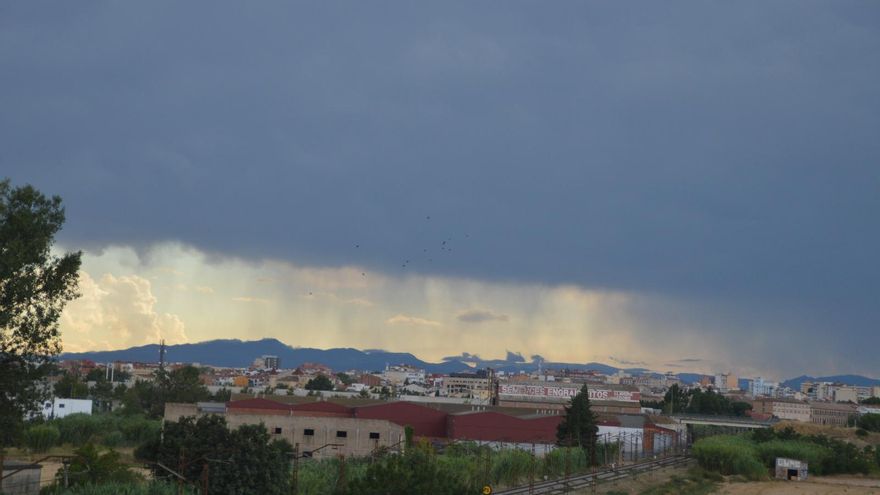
[59,443,140,487]
[858,413,880,433]
[556,384,599,465]
[663,384,687,414]
[54,372,90,399]
[305,373,334,391]
[336,372,354,386]
[861,397,880,405]
[0,179,81,445]
[139,415,292,495]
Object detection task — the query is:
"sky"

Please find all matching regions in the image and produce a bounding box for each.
[2,2,879,380]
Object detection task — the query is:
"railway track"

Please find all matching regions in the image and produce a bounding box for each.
[495,455,692,495]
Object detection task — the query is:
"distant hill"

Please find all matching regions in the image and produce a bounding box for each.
[61,338,473,374]
[781,374,880,390]
[69,338,862,386]
[60,338,652,375]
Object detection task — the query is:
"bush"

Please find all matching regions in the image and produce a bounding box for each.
[55,414,108,446]
[39,481,195,494]
[856,428,869,437]
[691,436,766,480]
[755,440,831,475]
[26,424,60,452]
[102,430,125,448]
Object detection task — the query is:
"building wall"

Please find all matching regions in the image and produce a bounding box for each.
[772,401,811,422]
[1,462,41,495]
[810,403,856,426]
[224,412,404,458]
[42,398,92,419]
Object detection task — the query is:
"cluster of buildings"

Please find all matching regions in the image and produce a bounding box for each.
[164,397,682,460]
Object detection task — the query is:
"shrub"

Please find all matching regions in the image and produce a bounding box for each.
[26,424,60,452]
[755,440,831,475]
[691,435,766,480]
[102,430,125,448]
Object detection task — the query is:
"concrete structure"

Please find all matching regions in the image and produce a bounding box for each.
[833,386,858,404]
[40,398,92,419]
[810,402,857,426]
[445,372,490,399]
[773,400,811,422]
[382,365,425,386]
[775,457,808,481]
[713,373,738,392]
[1,460,42,495]
[261,355,280,370]
[749,377,778,398]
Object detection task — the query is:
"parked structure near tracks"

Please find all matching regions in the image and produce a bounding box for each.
[775,457,808,481]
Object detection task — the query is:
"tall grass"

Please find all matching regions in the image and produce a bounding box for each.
[691,435,766,480]
[39,481,195,495]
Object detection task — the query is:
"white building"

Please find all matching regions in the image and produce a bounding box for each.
[749,377,779,398]
[41,398,92,419]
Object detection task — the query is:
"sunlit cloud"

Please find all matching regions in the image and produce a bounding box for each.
[386,314,442,327]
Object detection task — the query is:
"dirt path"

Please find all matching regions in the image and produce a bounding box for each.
[718,477,880,495]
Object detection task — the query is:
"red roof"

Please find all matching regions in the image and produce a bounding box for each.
[292,401,353,415]
[227,398,292,411]
[355,402,448,438]
[447,411,562,443]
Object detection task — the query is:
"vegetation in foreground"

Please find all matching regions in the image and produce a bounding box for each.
[692,426,880,480]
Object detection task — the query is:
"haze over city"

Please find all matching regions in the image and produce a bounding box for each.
[3,2,879,380]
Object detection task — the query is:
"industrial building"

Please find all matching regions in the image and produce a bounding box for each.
[164,397,678,459]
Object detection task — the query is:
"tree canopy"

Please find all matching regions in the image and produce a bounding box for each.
[305,373,334,391]
[1,179,81,445]
[556,384,599,465]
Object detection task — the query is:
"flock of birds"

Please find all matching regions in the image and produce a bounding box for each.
[307,215,470,296]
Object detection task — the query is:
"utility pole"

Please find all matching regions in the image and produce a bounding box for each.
[337,454,346,493]
[291,443,299,495]
[201,462,209,495]
[159,339,167,371]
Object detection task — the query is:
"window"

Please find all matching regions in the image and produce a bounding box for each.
[303,429,315,436]
[336,430,347,438]
[58,404,65,408]
[369,432,380,440]
[274,427,282,434]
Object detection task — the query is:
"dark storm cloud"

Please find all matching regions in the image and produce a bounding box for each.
[1,1,879,375]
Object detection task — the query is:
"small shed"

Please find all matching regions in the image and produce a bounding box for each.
[775,457,808,481]
[1,460,43,495]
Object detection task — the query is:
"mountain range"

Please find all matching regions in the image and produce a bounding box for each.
[60,338,879,388]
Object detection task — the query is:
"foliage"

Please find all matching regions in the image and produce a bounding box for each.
[58,443,141,487]
[861,397,880,405]
[140,414,292,495]
[0,179,82,446]
[54,373,90,399]
[662,384,687,414]
[858,413,880,432]
[212,388,232,402]
[754,440,831,474]
[25,424,60,452]
[120,366,211,418]
[336,372,354,386]
[343,445,478,495]
[691,435,766,480]
[40,482,195,495]
[32,412,160,448]
[556,384,599,464]
[305,374,334,391]
[696,429,878,479]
